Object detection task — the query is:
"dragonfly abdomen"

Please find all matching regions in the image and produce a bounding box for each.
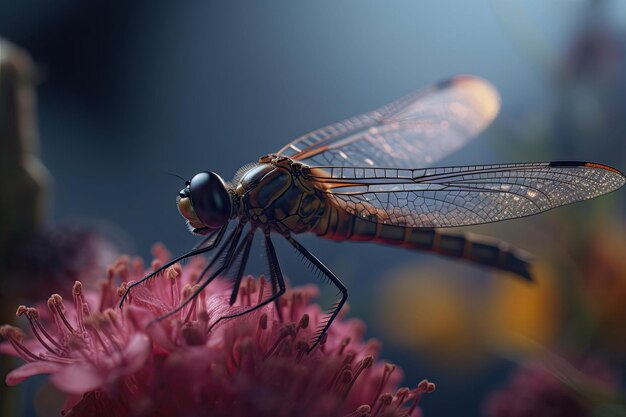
[314,205,532,280]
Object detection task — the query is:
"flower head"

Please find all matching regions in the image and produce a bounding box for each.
[484,355,621,417]
[6,224,121,299]
[2,244,433,417]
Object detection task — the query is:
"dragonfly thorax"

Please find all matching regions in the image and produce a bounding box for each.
[236,158,324,234]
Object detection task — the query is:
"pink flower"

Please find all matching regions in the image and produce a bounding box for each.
[6,224,120,299]
[2,244,434,417]
[484,356,621,417]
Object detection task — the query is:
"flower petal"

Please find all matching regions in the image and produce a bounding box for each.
[0,339,48,357]
[51,334,151,394]
[51,363,105,394]
[0,341,18,356]
[6,361,62,385]
[120,333,151,374]
[128,306,176,351]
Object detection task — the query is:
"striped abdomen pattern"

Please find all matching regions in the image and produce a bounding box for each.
[313,205,532,280]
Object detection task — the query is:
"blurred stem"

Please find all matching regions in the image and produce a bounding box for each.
[0,39,49,261]
[0,38,50,417]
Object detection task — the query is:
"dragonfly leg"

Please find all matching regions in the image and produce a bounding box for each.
[285,235,347,353]
[118,224,229,307]
[228,230,256,305]
[192,227,239,285]
[153,222,245,323]
[192,226,226,250]
[207,231,286,333]
[270,261,283,322]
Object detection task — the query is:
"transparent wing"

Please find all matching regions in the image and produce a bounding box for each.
[308,161,625,228]
[277,75,500,168]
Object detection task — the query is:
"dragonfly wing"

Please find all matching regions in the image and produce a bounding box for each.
[277,76,500,168]
[308,161,625,228]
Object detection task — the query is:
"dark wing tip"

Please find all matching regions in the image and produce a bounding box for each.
[548,160,625,179]
[547,160,587,167]
[582,162,625,178]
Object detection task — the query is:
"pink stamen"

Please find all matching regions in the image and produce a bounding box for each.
[99,268,116,311]
[68,334,98,368]
[296,314,309,336]
[343,352,356,367]
[168,267,180,307]
[197,310,209,335]
[334,368,353,392]
[256,276,266,306]
[15,305,28,317]
[32,315,65,352]
[328,357,352,392]
[73,281,87,333]
[338,337,351,356]
[264,323,295,359]
[408,380,435,415]
[240,287,248,307]
[394,387,411,409]
[116,258,130,282]
[343,405,371,417]
[48,295,76,334]
[23,309,58,355]
[372,363,396,407]
[342,355,374,399]
[117,282,129,302]
[131,257,144,281]
[245,277,255,307]
[417,379,436,393]
[286,292,295,322]
[199,289,207,315]
[151,259,163,275]
[104,309,127,344]
[183,297,198,324]
[97,315,122,356]
[255,313,268,345]
[407,393,421,416]
[295,340,309,362]
[1,326,38,362]
[152,243,171,263]
[8,338,39,362]
[372,393,393,417]
[182,284,199,323]
[277,296,287,322]
[365,339,381,357]
[90,326,113,357]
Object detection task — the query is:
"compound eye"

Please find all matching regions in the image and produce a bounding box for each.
[189,172,231,228]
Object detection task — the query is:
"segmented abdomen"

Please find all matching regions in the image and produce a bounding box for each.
[313,205,532,280]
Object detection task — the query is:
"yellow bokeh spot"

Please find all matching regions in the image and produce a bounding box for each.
[487,263,560,350]
[377,265,490,369]
[377,262,561,370]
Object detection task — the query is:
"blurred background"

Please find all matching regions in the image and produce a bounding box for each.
[1,0,625,416]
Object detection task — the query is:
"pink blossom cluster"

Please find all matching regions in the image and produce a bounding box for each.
[1,245,433,417]
[484,357,621,417]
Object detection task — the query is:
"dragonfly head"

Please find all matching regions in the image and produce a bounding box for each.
[177,171,232,234]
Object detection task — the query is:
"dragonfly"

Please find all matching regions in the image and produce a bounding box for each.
[119,75,625,351]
